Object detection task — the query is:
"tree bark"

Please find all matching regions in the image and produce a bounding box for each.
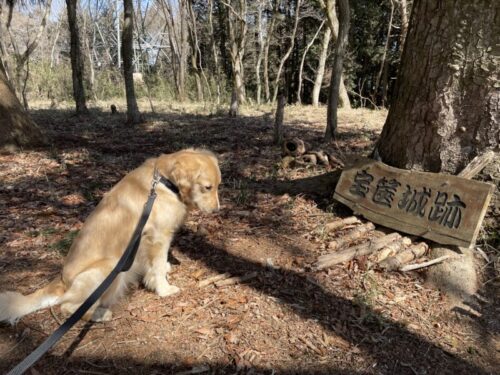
[122,0,141,124]
[324,0,350,142]
[319,0,351,109]
[66,0,88,114]
[255,0,264,104]
[263,3,277,103]
[0,63,46,150]
[375,0,499,173]
[312,26,331,107]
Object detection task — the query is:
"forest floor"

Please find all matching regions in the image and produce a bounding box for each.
[0,101,498,375]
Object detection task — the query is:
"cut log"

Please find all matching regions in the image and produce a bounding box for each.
[324,216,361,233]
[378,242,428,271]
[457,150,495,179]
[376,237,412,262]
[310,150,329,165]
[316,232,401,269]
[282,137,306,157]
[328,222,376,251]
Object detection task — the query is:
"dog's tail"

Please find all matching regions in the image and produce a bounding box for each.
[0,277,66,324]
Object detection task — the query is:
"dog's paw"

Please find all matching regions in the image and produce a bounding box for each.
[156,284,180,297]
[91,308,113,322]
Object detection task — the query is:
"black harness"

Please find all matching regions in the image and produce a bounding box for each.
[7,169,179,375]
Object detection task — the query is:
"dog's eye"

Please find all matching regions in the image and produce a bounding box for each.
[205,185,212,191]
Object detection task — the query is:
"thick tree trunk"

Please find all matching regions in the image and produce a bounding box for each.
[376,0,499,173]
[66,0,88,114]
[0,63,46,149]
[122,0,141,124]
[324,0,349,141]
[312,26,331,107]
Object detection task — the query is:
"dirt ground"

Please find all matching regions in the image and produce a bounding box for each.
[0,101,498,375]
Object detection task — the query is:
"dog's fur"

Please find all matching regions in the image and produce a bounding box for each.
[0,149,221,323]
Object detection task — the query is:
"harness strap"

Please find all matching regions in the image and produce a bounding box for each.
[7,171,178,375]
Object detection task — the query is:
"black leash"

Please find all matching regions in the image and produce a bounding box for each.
[7,169,178,375]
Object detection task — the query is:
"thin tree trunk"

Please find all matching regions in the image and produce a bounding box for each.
[122,0,141,124]
[324,0,349,142]
[312,26,331,107]
[272,0,302,103]
[263,4,276,103]
[208,0,221,104]
[297,20,324,104]
[376,0,499,173]
[373,0,394,106]
[398,0,409,48]
[66,0,88,114]
[255,0,264,104]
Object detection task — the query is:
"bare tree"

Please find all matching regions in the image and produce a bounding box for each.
[208,0,222,104]
[122,0,141,123]
[158,0,189,101]
[263,0,277,102]
[254,0,264,104]
[66,0,88,114]
[223,0,247,116]
[324,0,349,141]
[319,0,350,109]
[272,0,302,103]
[297,20,324,104]
[312,26,331,107]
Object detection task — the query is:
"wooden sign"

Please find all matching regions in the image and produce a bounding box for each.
[333,159,495,248]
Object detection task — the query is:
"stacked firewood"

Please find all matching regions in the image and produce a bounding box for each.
[281,138,344,169]
[314,216,432,272]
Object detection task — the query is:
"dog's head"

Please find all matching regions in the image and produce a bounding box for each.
[158,149,221,213]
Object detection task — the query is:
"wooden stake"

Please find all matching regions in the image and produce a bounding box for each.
[328,222,375,251]
[316,232,400,269]
[378,242,428,271]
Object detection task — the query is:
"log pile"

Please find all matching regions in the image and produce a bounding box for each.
[314,216,443,272]
[281,137,344,169]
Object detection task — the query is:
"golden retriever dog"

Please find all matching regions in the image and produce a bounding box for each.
[0,149,221,323]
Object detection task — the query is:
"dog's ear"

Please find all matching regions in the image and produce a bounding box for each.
[165,160,200,205]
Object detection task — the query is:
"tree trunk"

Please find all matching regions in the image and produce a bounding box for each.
[320,0,351,109]
[0,63,46,150]
[263,4,276,103]
[297,20,324,104]
[66,0,88,114]
[312,26,331,107]
[272,0,302,103]
[122,0,141,124]
[255,0,264,104]
[398,0,409,48]
[324,0,350,142]
[375,0,499,173]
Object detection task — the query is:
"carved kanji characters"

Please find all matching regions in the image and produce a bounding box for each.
[397,185,432,217]
[372,177,401,207]
[349,169,374,198]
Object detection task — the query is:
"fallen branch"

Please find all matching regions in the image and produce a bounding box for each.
[328,222,376,251]
[400,255,452,272]
[378,242,428,271]
[316,232,400,269]
[457,150,495,179]
[324,216,361,233]
[215,272,258,287]
[197,273,231,288]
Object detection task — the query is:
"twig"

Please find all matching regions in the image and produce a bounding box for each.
[475,247,490,262]
[50,306,63,325]
[197,273,231,288]
[400,255,452,272]
[215,272,258,287]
